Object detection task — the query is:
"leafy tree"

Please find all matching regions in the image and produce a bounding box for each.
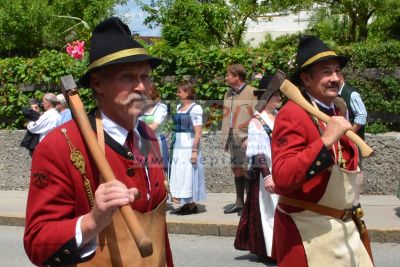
[0,0,127,57]
[46,0,128,46]
[135,0,272,47]
[369,6,400,40]
[0,0,51,57]
[273,0,400,42]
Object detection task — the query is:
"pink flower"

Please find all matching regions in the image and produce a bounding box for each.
[66,41,85,60]
[254,73,263,80]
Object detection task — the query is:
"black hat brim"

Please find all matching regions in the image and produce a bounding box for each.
[290,55,348,85]
[79,54,163,88]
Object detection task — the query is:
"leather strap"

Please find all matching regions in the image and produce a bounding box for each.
[279,195,351,221]
[95,110,105,154]
[254,114,272,138]
[95,110,105,184]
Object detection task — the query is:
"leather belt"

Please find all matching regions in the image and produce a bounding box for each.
[278,196,363,221]
[278,195,373,263]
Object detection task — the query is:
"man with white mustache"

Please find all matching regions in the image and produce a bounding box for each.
[24,17,173,266]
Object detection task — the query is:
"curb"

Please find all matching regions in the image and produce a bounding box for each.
[2,214,399,243]
[368,228,400,243]
[167,221,238,237]
[0,214,25,227]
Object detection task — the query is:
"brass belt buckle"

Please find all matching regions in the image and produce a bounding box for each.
[354,206,364,219]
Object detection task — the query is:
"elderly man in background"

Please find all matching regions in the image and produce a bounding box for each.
[56,93,72,124]
[27,93,61,142]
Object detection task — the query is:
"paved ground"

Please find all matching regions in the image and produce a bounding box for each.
[2,225,400,267]
[0,191,399,243]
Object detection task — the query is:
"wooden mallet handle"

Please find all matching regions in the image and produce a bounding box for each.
[275,71,373,158]
[60,75,153,257]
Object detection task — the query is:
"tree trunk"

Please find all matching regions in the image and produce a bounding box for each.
[349,12,357,42]
[357,8,375,42]
[357,18,369,42]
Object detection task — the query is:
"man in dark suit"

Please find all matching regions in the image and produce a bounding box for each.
[338,75,368,140]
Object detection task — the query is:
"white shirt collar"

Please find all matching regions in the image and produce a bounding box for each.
[238,83,246,90]
[101,110,139,146]
[338,82,345,95]
[232,83,246,94]
[143,101,160,116]
[306,92,335,110]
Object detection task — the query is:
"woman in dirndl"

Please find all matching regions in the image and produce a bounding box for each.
[234,72,281,262]
[140,84,169,173]
[169,82,206,215]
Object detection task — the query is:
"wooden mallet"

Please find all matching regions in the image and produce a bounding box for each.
[270,70,374,158]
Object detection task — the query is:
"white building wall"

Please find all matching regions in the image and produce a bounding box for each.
[244,11,312,47]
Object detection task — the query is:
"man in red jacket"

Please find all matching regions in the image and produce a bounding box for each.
[271,35,373,267]
[24,17,173,266]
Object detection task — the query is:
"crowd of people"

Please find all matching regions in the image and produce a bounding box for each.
[23,16,371,267]
[20,93,72,155]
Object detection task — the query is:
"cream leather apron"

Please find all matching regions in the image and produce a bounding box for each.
[283,165,373,267]
[71,198,167,267]
[282,100,374,266]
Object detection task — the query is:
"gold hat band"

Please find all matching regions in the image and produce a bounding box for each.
[301,51,338,68]
[87,48,149,71]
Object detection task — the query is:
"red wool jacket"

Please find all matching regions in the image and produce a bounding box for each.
[271,99,358,267]
[24,114,173,266]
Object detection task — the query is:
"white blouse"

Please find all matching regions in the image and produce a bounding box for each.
[246,110,275,163]
[145,102,168,125]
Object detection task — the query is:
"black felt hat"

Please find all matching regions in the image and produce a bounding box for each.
[290,35,348,85]
[79,17,163,88]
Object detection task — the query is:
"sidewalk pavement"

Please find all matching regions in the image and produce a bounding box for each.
[0,191,399,243]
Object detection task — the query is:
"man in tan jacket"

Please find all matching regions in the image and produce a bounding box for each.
[221,64,257,214]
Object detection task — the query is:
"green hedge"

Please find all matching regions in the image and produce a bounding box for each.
[1,39,399,132]
[338,40,400,132]
[0,50,92,128]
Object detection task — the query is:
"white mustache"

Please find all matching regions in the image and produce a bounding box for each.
[121,93,148,105]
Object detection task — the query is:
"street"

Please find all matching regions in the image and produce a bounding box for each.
[0,226,398,266]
